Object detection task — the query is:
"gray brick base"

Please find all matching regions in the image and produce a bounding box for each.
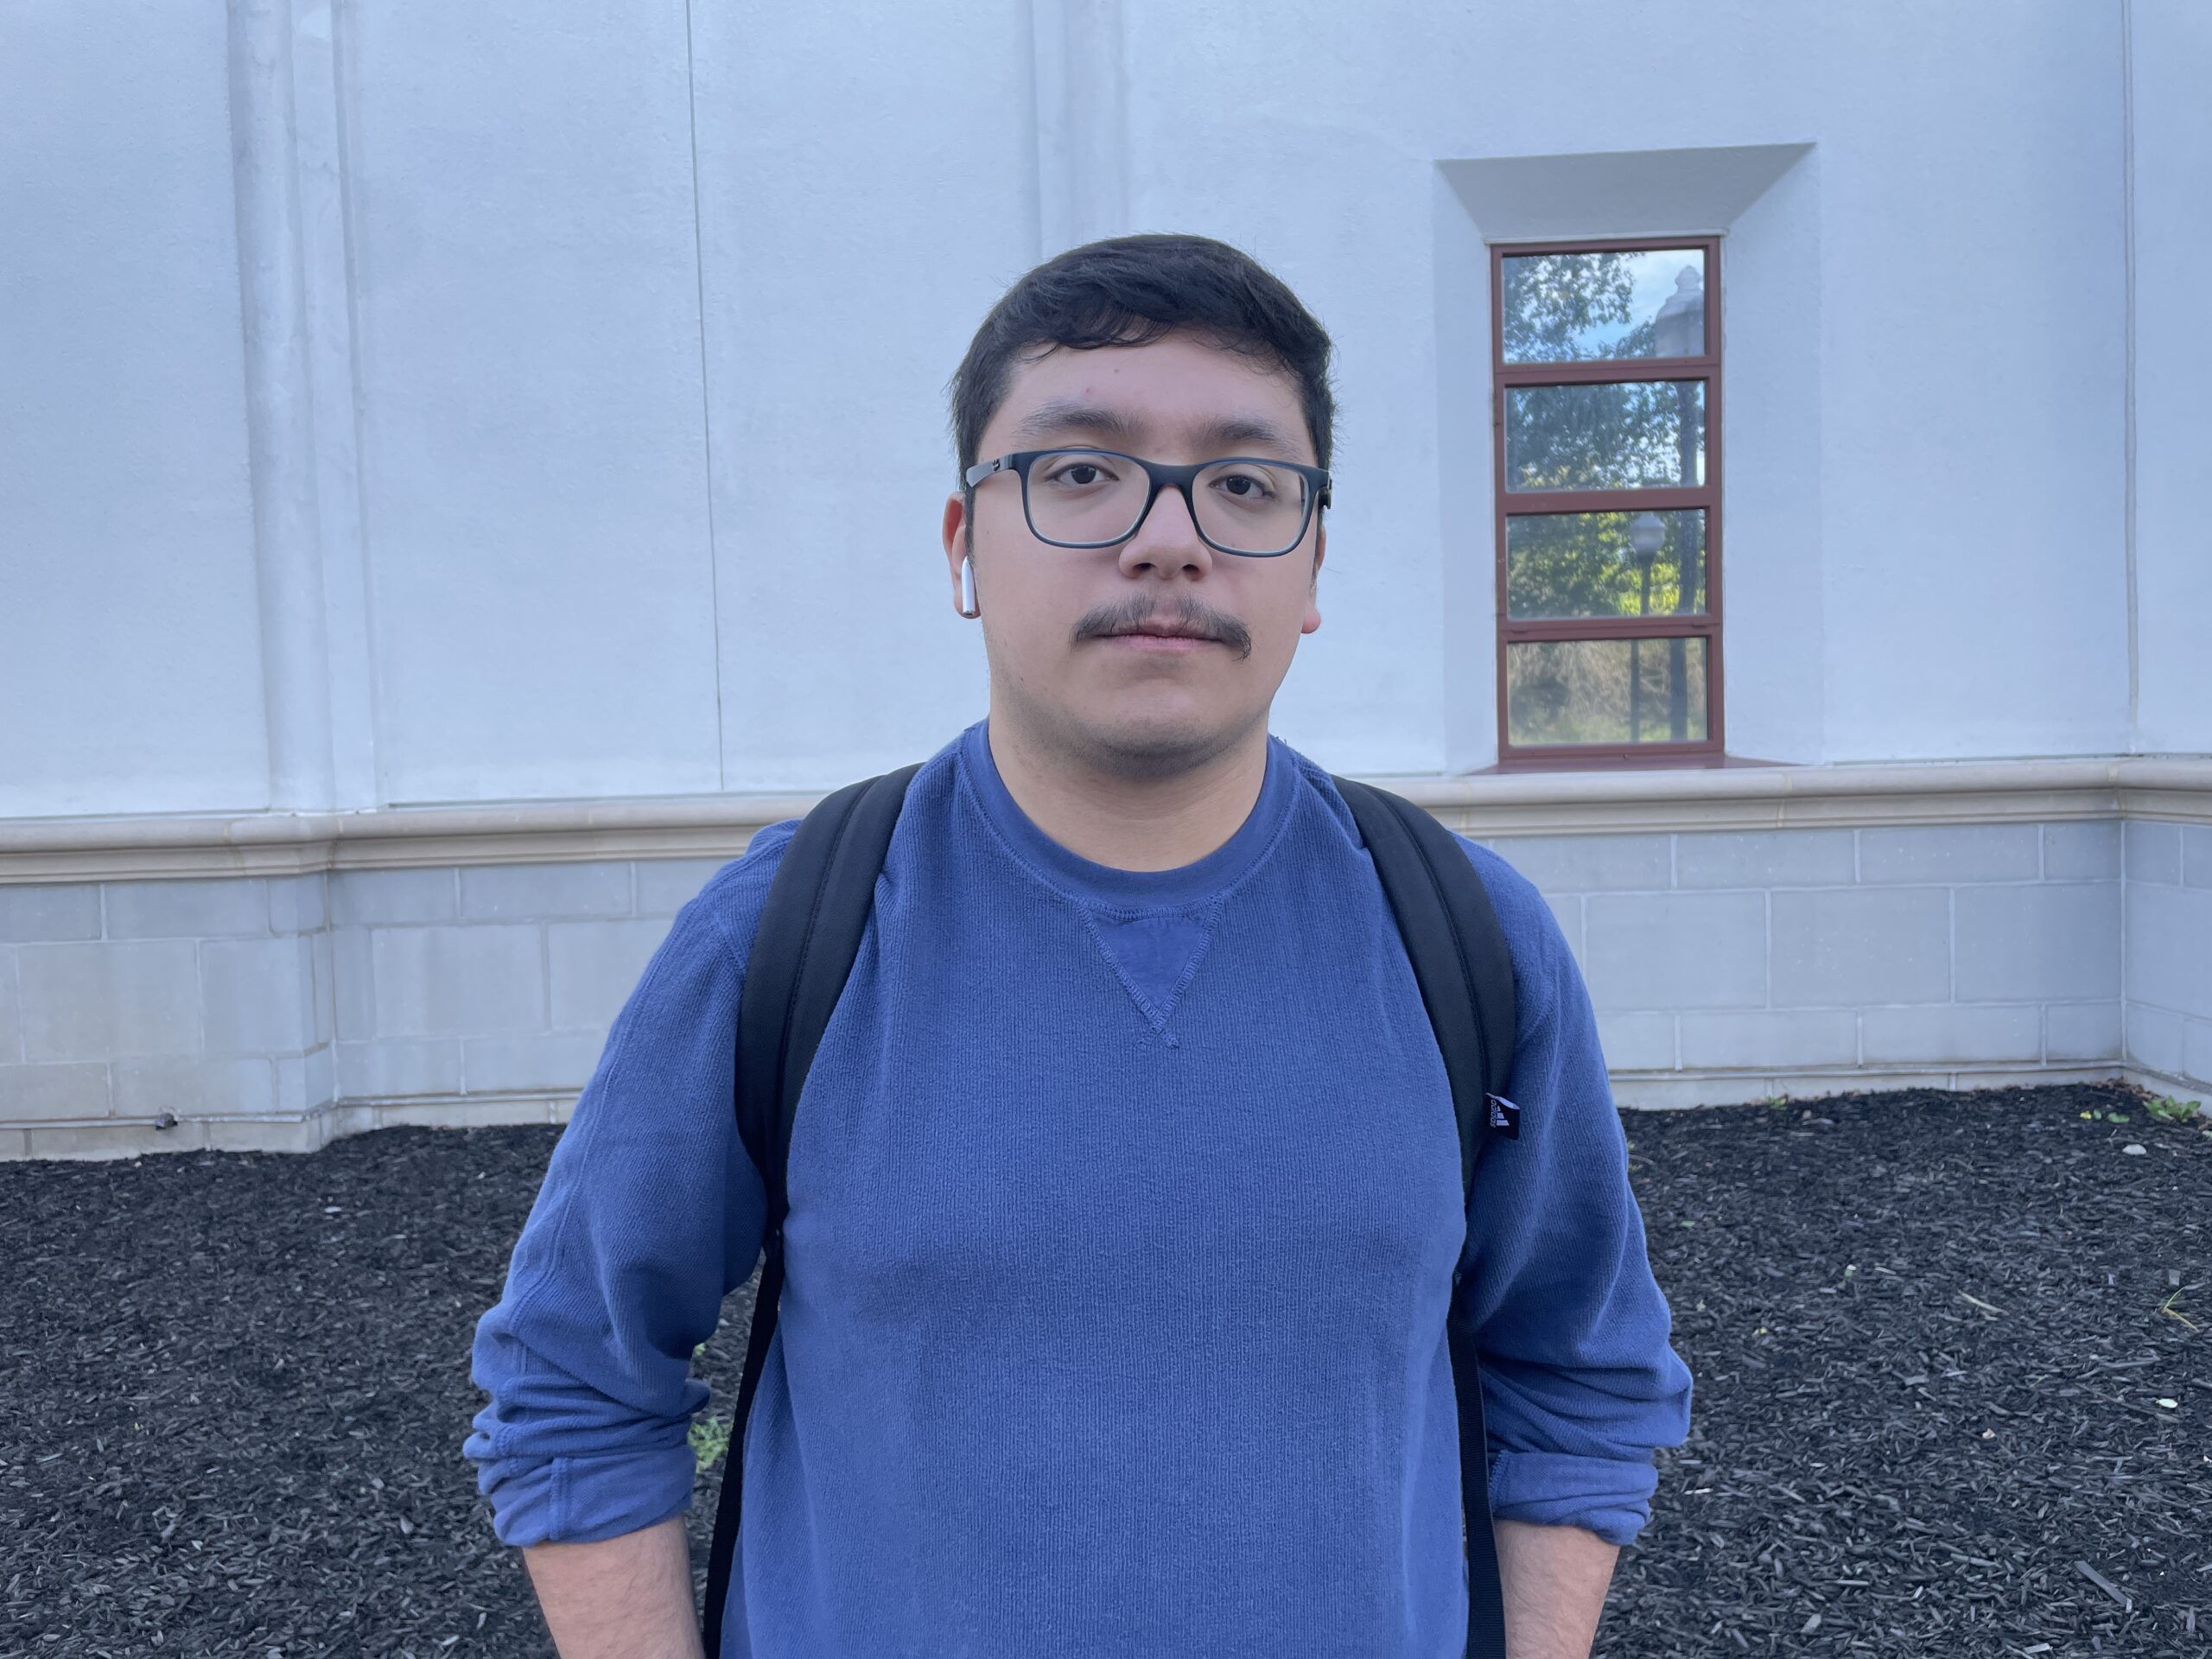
[2,816,2206,1157]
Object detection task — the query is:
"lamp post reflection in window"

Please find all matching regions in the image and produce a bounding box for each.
[1653,268,1704,741]
[1626,511,1667,742]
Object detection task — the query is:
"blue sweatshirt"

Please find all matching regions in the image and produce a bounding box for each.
[466,721,1691,1656]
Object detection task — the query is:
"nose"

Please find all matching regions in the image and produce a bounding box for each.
[1116,480,1214,582]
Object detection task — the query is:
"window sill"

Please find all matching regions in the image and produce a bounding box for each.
[1362,755,2212,837]
[0,758,2206,880]
[1478,752,1786,775]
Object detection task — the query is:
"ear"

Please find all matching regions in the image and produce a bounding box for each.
[942,493,970,613]
[1300,519,1326,636]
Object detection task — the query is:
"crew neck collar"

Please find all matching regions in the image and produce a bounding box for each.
[957,719,1295,912]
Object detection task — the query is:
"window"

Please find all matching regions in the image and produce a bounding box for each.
[1491,238,1722,765]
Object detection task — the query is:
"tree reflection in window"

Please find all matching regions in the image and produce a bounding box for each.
[1501,250,1703,364]
[1493,242,1719,756]
[1506,382,1705,492]
[1507,511,1706,620]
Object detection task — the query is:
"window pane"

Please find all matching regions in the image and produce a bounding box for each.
[1501,249,1707,363]
[1507,510,1707,620]
[1506,638,1708,747]
[1505,380,1705,493]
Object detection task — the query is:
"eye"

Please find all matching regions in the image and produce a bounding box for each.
[1210,467,1281,504]
[1039,454,1122,488]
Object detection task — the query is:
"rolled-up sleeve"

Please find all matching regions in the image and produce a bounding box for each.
[1453,839,1694,1548]
[462,830,792,1547]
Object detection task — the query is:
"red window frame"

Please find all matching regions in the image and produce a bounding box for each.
[1491,235,1724,768]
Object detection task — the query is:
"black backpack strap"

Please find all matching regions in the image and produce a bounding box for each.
[702,765,919,1656]
[1333,777,1517,1659]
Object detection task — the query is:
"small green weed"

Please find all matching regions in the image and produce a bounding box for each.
[690,1413,733,1471]
[688,1344,732,1469]
[2144,1094,2204,1126]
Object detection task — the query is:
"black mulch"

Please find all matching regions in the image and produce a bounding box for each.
[2,1081,2205,1656]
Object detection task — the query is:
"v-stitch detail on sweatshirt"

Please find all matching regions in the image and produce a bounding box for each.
[1077,899,1222,1035]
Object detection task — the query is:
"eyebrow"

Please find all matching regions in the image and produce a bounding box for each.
[1011,400,1141,446]
[1008,398,1304,457]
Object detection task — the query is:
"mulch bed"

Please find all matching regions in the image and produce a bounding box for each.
[2,1081,2204,1656]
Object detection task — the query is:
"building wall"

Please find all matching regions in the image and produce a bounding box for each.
[2122,822,2212,1093]
[0,857,717,1156]
[1501,820,2124,1109]
[1,0,2187,819]
[3,3,2204,1152]
[1138,0,2133,773]
[9,809,2202,1160]
[2128,0,2212,756]
[0,4,272,818]
[343,4,727,805]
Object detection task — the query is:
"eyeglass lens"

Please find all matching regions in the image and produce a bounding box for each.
[1025,451,1312,555]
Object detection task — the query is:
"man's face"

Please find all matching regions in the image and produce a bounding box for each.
[941,332,1326,779]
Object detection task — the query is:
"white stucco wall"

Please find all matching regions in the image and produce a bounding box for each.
[343,4,727,805]
[0,3,271,818]
[0,0,2195,821]
[686,0,1024,791]
[2129,0,2212,758]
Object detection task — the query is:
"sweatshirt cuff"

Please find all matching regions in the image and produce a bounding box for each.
[474,1443,698,1548]
[1487,1448,1657,1548]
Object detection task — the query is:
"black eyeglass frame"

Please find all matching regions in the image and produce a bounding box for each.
[963,448,1332,558]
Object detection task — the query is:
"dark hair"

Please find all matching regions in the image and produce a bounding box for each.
[949,233,1336,478]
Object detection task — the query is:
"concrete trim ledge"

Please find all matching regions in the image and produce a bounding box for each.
[3,755,2209,883]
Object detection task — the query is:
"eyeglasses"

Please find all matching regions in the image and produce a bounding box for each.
[963,448,1332,558]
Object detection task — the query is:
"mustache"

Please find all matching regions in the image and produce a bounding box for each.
[1071,594,1254,660]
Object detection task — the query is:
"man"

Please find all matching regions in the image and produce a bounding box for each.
[467,233,1692,1658]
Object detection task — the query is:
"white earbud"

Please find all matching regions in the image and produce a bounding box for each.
[957,556,980,619]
